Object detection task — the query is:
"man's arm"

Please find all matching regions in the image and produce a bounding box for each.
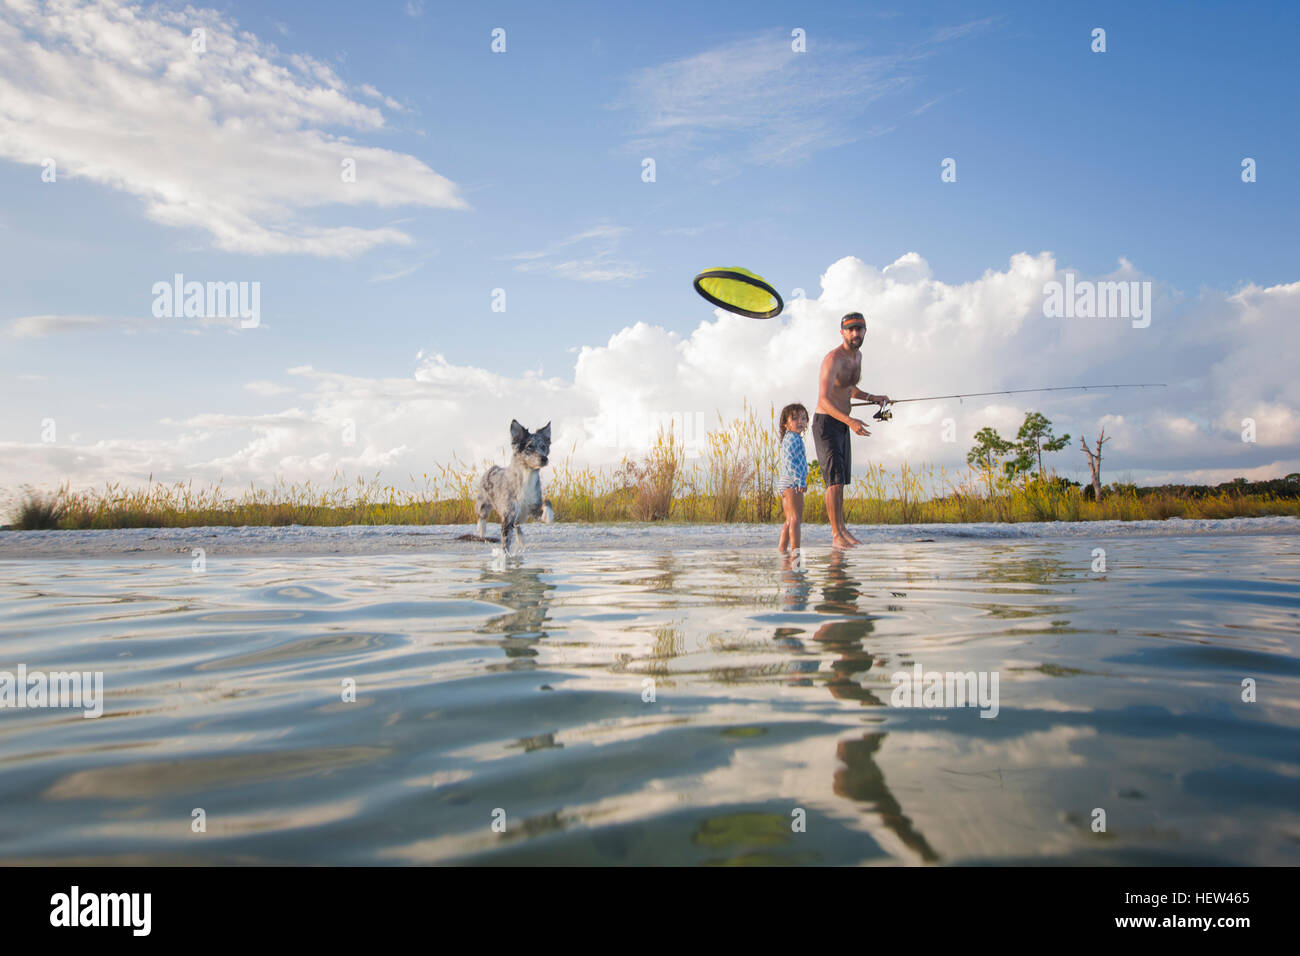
[852,386,891,404]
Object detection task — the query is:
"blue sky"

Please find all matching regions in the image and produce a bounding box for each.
[2,0,1298,495]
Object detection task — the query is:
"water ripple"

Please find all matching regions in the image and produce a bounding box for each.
[2,536,1298,864]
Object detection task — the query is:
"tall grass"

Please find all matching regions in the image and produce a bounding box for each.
[14,486,64,529]
[8,406,1299,529]
[618,425,683,521]
[704,411,755,523]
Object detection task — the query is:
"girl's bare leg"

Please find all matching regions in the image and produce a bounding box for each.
[780,489,799,552]
[778,488,791,551]
[790,490,803,551]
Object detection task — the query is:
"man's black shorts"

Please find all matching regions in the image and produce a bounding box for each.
[812,413,852,487]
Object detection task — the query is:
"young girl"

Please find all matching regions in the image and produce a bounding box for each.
[776,403,809,554]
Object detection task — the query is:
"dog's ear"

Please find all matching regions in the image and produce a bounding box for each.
[538,421,551,440]
[510,419,527,448]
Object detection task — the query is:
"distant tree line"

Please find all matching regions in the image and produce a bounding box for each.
[1117,474,1300,500]
[966,412,1300,500]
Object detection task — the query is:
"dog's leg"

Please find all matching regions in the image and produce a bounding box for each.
[542,498,554,523]
[514,525,526,554]
[476,466,502,540]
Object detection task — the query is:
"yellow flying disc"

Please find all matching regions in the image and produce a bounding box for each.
[693,267,784,319]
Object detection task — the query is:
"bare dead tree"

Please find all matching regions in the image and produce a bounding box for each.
[1080,429,1109,500]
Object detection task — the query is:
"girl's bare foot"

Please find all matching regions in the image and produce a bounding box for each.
[845,530,863,545]
[778,543,789,552]
[832,535,857,549]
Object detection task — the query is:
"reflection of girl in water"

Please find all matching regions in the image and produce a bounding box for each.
[776,403,810,557]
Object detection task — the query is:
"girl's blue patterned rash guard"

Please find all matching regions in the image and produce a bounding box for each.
[778,430,808,491]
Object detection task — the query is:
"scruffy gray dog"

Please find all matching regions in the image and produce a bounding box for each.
[475,420,554,553]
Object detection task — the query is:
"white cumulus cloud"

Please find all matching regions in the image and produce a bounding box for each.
[0,0,467,256]
[3,252,1297,496]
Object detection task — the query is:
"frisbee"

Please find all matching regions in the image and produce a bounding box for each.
[692,267,784,319]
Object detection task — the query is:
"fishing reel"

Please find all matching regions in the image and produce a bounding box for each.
[872,399,893,422]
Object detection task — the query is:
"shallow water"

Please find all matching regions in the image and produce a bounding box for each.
[2,533,1298,865]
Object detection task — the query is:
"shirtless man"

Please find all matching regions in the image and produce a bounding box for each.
[814,312,890,548]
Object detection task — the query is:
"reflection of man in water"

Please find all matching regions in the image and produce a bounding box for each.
[835,734,939,863]
[794,549,940,862]
[811,548,879,703]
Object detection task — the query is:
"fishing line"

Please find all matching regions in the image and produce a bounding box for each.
[851,384,1167,420]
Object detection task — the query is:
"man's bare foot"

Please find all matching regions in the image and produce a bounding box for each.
[845,531,863,545]
[832,535,857,549]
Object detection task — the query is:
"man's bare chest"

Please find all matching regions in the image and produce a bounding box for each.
[833,358,862,388]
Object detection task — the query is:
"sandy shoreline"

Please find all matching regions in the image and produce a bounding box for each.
[0,515,1297,559]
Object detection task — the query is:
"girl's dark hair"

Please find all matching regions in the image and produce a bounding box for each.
[778,403,809,440]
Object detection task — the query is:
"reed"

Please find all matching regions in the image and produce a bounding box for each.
[704,411,755,522]
[738,400,780,523]
[8,405,1299,529]
[13,486,64,530]
[618,424,683,521]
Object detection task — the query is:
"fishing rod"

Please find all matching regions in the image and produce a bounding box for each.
[851,383,1167,420]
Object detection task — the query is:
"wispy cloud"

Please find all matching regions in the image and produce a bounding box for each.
[614,21,999,172]
[506,225,647,283]
[0,0,465,257]
[368,262,426,283]
[5,312,249,338]
[244,380,296,397]
[928,16,1003,44]
[660,223,725,237]
[5,314,121,339]
[909,95,947,117]
[615,33,915,169]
